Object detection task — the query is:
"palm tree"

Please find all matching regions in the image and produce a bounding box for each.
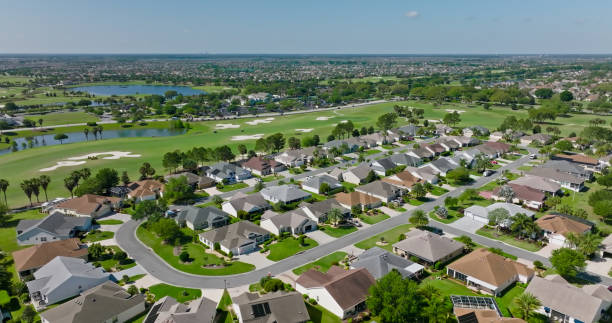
[577,233,601,257]
[64,177,78,198]
[0,179,8,206]
[409,209,429,227]
[423,295,452,323]
[38,175,51,201]
[327,208,343,227]
[20,180,34,206]
[29,178,41,203]
[79,168,91,180]
[514,293,541,320]
[510,213,534,239]
[83,128,89,141]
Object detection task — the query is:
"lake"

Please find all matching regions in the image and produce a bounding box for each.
[0,128,186,155]
[70,85,206,96]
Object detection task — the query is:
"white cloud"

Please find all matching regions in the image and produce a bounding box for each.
[405,11,420,18]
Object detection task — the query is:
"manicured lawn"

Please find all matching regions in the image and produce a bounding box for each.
[406,198,425,206]
[364,149,381,156]
[266,237,319,261]
[381,144,395,150]
[82,230,114,242]
[429,210,462,224]
[341,182,357,191]
[136,225,255,275]
[558,180,610,232]
[25,111,100,126]
[149,284,202,302]
[118,274,146,285]
[429,186,449,196]
[517,166,533,172]
[421,278,478,297]
[96,245,137,272]
[293,252,348,275]
[306,303,342,323]
[359,212,390,225]
[217,290,235,323]
[262,175,284,182]
[354,224,413,251]
[217,182,249,192]
[320,225,357,238]
[476,227,542,252]
[97,219,123,225]
[495,284,525,317]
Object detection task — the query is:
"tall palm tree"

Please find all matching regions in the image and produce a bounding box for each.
[409,209,429,227]
[38,175,51,202]
[514,293,541,320]
[577,232,601,257]
[64,177,78,198]
[20,180,34,206]
[510,213,533,239]
[29,178,41,203]
[0,179,8,206]
[423,296,452,323]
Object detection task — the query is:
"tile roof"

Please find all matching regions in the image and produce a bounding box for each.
[351,246,423,279]
[12,238,88,273]
[56,194,121,215]
[392,229,465,263]
[535,213,592,237]
[448,249,534,287]
[127,180,165,198]
[334,191,381,207]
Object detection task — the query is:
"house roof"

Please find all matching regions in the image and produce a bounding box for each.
[144,296,217,323]
[346,163,373,180]
[335,191,381,207]
[448,249,534,287]
[405,166,438,182]
[225,192,269,212]
[173,205,230,227]
[535,213,592,237]
[351,246,423,279]
[454,308,525,323]
[371,158,396,171]
[392,229,465,263]
[17,212,91,239]
[56,194,121,215]
[509,176,560,194]
[26,256,109,297]
[296,266,375,311]
[241,156,283,172]
[527,168,584,185]
[430,157,458,173]
[464,202,535,220]
[260,185,311,203]
[410,147,435,158]
[389,153,421,166]
[553,153,600,166]
[198,221,269,249]
[302,174,341,190]
[382,171,421,189]
[12,238,88,273]
[264,209,312,230]
[525,275,612,323]
[127,180,165,198]
[355,180,399,199]
[300,199,350,219]
[39,281,144,323]
[425,143,446,153]
[207,162,250,178]
[233,291,310,323]
[491,184,545,203]
[165,172,201,185]
[541,160,591,177]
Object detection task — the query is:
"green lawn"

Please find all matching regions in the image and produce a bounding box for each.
[429,186,449,196]
[429,210,463,224]
[364,149,381,156]
[118,274,146,285]
[406,198,425,206]
[191,85,235,93]
[292,252,348,275]
[96,246,137,272]
[266,237,319,261]
[517,165,533,172]
[320,225,358,238]
[149,284,202,302]
[97,219,124,225]
[476,227,542,252]
[359,212,390,224]
[217,289,235,323]
[82,230,114,242]
[136,225,255,275]
[341,182,357,191]
[306,303,342,323]
[558,180,610,232]
[354,224,414,251]
[25,111,100,126]
[421,278,478,297]
[381,144,395,150]
[0,100,602,207]
[495,284,525,317]
[217,182,249,192]
[261,175,284,182]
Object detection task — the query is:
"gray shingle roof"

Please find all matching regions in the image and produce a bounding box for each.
[226,192,270,212]
[173,205,230,228]
[355,180,400,199]
[233,291,310,323]
[199,221,269,250]
[17,212,91,238]
[389,153,421,167]
[260,185,311,203]
[302,175,342,190]
[392,229,465,263]
[144,296,217,323]
[351,247,423,279]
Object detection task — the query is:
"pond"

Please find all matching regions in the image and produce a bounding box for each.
[70,85,205,96]
[0,128,186,155]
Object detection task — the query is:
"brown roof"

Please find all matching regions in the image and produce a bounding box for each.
[56,194,122,215]
[425,143,446,153]
[241,156,282,172]
[12,238,88,273]
[382,171,421,189]
[448,249,534,287]
[296,266,375,310]
[554,153,599,166]
[535,214,592,237]
[454,308,526,323]
[334,191,381,207]
[492,184,545,203]
[482,141,511,152]
[127,180,164,198]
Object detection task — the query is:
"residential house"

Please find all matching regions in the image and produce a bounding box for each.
[16,212,92,245]
[369,157,397,176]
[327,167,344,181]
[407,147,435,160]
[54,194,121,218]
[350,246,424,279]
[454,307,525,323]
[404,166,439,184]
[553,153,602,173]
[323,140,359,153]
[535,213,593,247]
[126,180,165,202]
[199,221,270,255]
[388,153,422,167]
[438,138,461,151]
[360,132,390,145]
[463,126,490,137]
[39,281,145,323]
[452,148,482,168]
[463,203,535,225]
[342,163,373,185]
[448,135,481,147]
[241,156,286,176]
[426,157,459,177]
[423,143,447,156]
[232,292,310,323]
[491,184,546,210]
[274,147,318,167]
[295,266,376,319]
[388,124,418,140]
[509,176,561,196]
[541,160,593,180]
[335,191,382,211]
[27,256,110,308]
[300,199,351,223]
[301,174,342,194]
[520,134,553,146]
[474,142,511,158]
[525,275,612,323]
[260,209,317,236]
[489,131,504,142]
[221,192,270,217]
[171,205,230,230]
[247,92,270,102]
[355,180,401,203]
[446,249,535,296]
[392,229,465,265]
[144,296,217,323]
[165,172,216,189]
[206,162,252,183]
[12,238,88,279]
[527,168,585,192]
[435,124,453,135]
[381,171,422,191]
[260,185,311,204]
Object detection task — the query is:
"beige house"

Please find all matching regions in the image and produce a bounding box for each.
[54,194,121,218]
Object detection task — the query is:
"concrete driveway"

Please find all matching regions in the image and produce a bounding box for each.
[305,230,336,244]
[586,256,612,276]
[235,251,276,269]
[449,217,485,233]
[535,243,561,258]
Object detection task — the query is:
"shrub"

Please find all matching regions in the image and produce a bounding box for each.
[179,251,190,262]
[533,260,544,269]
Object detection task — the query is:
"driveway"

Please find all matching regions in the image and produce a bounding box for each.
[235,251,276,269]
[535,243,562,258]
[305,230,336,244]
[586,256,612,277]
[449,216,485,233]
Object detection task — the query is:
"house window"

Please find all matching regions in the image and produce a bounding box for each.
[41,237,47,242]
[251,303,271,318]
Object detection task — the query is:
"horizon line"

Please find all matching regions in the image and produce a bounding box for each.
[2,52,612,56]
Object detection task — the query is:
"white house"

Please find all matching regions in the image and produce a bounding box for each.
[535,213,592,247]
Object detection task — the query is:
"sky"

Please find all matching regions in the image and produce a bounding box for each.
[1,0,611,54]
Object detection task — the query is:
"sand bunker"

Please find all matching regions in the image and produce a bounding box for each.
[40,161,87,172]
[316,116,334,121]
[67,151,141,160]
[215,123,240,130]
[445,109,466,114]
[340,120,348,123]
[245,117,274,126]
[296,128,314,133]
[231,134,265,141]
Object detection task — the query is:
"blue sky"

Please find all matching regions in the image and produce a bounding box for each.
[1,0,611,54]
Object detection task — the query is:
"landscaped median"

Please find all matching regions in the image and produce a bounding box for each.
[136,224,255,275]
